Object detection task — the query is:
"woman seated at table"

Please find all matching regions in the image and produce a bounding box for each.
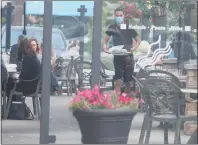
[29,37,61,93]
[6,38,42,101]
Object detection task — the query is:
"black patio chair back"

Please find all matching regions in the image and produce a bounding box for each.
[141,78,182,118]
[138,77,197,144]
[145,69,182,88]
[138,78,186,144]
[4,74,42,119]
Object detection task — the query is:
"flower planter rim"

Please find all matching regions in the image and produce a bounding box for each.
[73,108,139,117]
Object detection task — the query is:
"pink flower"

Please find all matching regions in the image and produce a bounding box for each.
[126,97,132,102]
[136,89,140,95]
[119,95,127,104]
[91,101,99,105]
[98,96,105,103]
[136,10,142,16]
[140,98,145,104]
[73,96,81,103]
[121,93,127,97]
[104,93,111,102]
[102,101,112,108]
[131,13,136,18]
[130,4,136,9]
[84,106,88,111]
[125,2,131,8]
[119,0,124,4]
[93,84,100,92]
[83,90,93,100]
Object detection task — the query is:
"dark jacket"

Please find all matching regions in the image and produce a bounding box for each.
[9,44,18,64]
[172,41,197,63]
[17,54,42,95]
[1,59,8,90]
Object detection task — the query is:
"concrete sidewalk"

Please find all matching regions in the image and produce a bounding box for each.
[2,96,190,144]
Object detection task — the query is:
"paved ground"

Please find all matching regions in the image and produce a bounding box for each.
[2,96,190,144]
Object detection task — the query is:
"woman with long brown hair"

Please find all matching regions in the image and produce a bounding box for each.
[29,37,42,61]
[6,37,42,102]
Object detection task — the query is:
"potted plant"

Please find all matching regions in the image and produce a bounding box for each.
[68,85,140,144]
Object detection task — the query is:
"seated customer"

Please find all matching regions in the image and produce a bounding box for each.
[6,38,42,101]
[29,37,61,93]
[10,35,25,64]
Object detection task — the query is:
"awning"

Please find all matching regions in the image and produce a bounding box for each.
[26,1,94,16]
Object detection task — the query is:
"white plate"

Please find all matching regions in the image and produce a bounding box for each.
[5,64,17,68]
[108,45,131,55]
[109,52,131,56]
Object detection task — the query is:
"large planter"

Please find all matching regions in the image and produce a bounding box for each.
[73,109,137,144]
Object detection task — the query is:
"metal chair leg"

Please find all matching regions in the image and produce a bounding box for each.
[32,97,37,115]
[144,120,153,144]
[3,91,7,119]
[72,80,77,94]
[174,120,181,144]
[138,115,148,144]
[68,79,73,96]
[66,80,70,96]
[35,95,41,119]
[164,122,169,144]
[5,91,14,119]
[39,97,42,106]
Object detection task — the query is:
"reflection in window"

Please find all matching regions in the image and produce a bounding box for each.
[1,28,67,53]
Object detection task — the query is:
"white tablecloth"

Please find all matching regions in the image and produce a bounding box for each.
[5,64,17,73]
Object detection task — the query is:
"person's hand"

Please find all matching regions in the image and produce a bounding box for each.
[130,48,135,52]
[103,45,109,53]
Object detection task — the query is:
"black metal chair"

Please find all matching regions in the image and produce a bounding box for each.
[144,69,183,88]
[4,75,41,119]
[65,56,78,95]
[1,62,9,119]
[144,69,186,128]
[54,57,72,96]
[72,56,113,92]
[73,59,92,91]
[138,78,197,144]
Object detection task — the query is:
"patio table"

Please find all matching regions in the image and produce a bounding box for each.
[180,88,197,94]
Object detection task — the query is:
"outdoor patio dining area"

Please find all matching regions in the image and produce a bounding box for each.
[2,56,197,144]
[1,0,197,144]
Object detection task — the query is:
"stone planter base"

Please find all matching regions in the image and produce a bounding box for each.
[73,109,137,144]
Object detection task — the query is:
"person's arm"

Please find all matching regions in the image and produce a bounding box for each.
[19,56,29,79]
[51,49,56,67]
[131,30,141,52]
[103,25,113,52]
[103,35,110,52]
[9,44,18,63]
[17,48,23,62]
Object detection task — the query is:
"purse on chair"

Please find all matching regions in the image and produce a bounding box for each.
[8,101,34,120]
